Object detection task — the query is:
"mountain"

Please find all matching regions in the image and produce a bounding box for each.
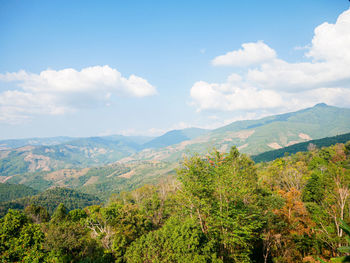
[3,159,177,201]
[0,135,150,177]
[0,136,74,150]
[121,103,350,163]
[1,103,350,199]
[252,132,350,163]
[142,128,209,149]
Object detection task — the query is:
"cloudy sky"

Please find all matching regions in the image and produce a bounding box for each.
[0,0,349,139]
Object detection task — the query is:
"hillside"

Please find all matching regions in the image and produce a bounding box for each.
[122,103,350,163]
[0,183,39,202]
[143,128,209,148]
[0,136,74,150]
[0,187,100,216]
[0,136,144,177]
[2,140,350,262]
[252,132,350,163]
[3,160,177,200]
[1,104,350,199]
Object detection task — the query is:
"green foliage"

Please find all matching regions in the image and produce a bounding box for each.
[125,216,221,263]
[177,147,262,262]
[0,141,349,262]
[302,172,325,203]
[25,204,50,223]
[43,221,110,263]
[0,209,46,262]
[0,187,100,217]
[0,183,38,202]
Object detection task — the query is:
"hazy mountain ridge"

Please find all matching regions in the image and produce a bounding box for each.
[0,135,153,177]
[121,104,350,163]
[142,128,209,149]
[1,103,350,197]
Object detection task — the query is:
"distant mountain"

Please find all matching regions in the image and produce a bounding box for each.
[103,135,154,145]
[143,128,209,149]
[122,103,350,163]
[0,136,74,150]
[252,132,350,163]
[1,103,350,198]
[0,187,101,216]
[0,135,149,177]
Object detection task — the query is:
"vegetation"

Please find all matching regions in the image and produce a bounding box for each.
[0,187,100,216]
[0,183,38,202]
[1,141,350,262]
[1,104,350,181]
[252,132,350,163]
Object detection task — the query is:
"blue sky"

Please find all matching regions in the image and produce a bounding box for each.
[0,0,349,139]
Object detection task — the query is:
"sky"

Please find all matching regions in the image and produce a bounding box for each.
[0,0,350,139]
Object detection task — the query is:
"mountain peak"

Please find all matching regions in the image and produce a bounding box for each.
[314,103,328,107]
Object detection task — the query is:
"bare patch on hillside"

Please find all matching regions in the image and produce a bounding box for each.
[119,170,135,178]
[44,168,90,181]
[226,130,255,140]
[176,140,192,150]
[286,140,300,147]
[238,143,248,150]
[84,176,99,186]
[0,176,13,183]
[267,142,282,149]
[299,133,312,140]
[24,153,52,172]
[17,146,35,152]
[0,151,10,159]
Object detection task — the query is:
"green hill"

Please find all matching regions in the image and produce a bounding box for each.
[0,187,100,216]
[0,183,39,202]
[252,132,350,163]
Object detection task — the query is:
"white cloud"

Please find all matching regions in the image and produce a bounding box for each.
[0,65,156,123]
[190,78,283,112]
[192,8,350,113]
[212,41,276,67]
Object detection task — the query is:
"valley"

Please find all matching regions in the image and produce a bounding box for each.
[1,103,350,200]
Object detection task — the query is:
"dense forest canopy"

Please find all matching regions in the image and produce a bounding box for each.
[1,141,350,262]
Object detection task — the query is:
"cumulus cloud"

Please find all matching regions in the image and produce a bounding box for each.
[0,65,156,123]
[190,78,283,112]
[191,8,350,112]
[212,41,276,67]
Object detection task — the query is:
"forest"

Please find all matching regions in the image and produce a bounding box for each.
[1,141,350,263]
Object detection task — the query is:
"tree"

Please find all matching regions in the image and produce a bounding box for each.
[125,216,221,263]
[177,147,263,262]
[0,209,46,262]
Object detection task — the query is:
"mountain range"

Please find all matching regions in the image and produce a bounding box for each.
[1,103,350,199]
